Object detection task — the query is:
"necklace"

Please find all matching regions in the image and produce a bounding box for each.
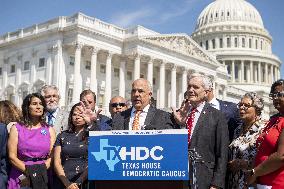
[256,116,279,149]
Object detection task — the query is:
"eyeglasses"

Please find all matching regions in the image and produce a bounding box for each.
[111,103,126,108]
[237,103,254,110]
[269,92,284,99]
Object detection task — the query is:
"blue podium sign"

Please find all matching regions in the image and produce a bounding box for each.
[88,129,188,180]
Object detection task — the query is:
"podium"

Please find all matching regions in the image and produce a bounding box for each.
[88,130,189,189]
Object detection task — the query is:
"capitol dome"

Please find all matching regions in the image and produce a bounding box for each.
[192,0,281,97]
[196,0,264,30]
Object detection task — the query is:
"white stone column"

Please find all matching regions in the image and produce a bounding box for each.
[232,60,235,82]
[278,67,281,80]
[104,52,112,114]
[16,55,22,87]
[272,66,275,82]
[246,62,251,83]
[15,55,22,105]
[133,54,140,80]
[46,48,52,85]
[30,50,37,84]
[170,64,177,108]
[72,42,83,104]
[2,59,8,88]
[54,41,66,106]
[119,56,126,98]
[90,47,99,96]
[254,62,258,83]
[250,61,253,83]
[147,58,153,86]
[215,37,219,49]
[270,65,273,83]
[159,61,165,108]
[258,62,261,84]
[241,60,244,83]
[265,63,268,84]
[182,68,188,95]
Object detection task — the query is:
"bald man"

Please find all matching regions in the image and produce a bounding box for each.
[112,78,175,130]
[109,96,128,118]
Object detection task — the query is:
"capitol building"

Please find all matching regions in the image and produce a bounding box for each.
[0,0,281,117]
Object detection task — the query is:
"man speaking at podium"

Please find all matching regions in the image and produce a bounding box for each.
[112,78,175,131]
[98,78,178,189]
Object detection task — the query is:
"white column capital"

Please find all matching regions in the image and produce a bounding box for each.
[89,46,100,55]
[168,63,177,70]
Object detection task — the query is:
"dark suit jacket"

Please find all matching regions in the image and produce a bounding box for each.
[217,99,242,142]
[89,114,112,131]
[112,106,175,130]
[0,123,8,189]
[189,103,229,189]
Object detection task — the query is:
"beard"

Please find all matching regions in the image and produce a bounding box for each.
[47,103,59,112]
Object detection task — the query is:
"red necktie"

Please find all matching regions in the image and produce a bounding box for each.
[187,108,197,147]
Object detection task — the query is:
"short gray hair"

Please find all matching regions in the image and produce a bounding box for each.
[188,73,213,90]
[40,85,60,98]
[242,92,264,116]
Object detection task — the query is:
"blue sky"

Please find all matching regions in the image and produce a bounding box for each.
[0,0,283,77]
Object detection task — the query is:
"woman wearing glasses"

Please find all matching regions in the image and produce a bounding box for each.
[247,79,284,188]
[227,92,266,189]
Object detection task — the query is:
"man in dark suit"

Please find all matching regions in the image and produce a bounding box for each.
[112,78,175,130]
[207,86,242,142]
[173,73,229,189]
[79,89,112,131]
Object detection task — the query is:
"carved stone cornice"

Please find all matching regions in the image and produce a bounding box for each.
[140,34,218,65]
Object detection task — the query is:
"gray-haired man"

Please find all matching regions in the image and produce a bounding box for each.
[41,85,68,135]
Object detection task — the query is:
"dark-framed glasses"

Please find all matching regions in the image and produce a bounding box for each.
[237,102,253,110]
[111,103,126,108]
[269,92,284,99]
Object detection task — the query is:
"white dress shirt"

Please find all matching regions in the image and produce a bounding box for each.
[208,97,220,110]
[128,104,150,130]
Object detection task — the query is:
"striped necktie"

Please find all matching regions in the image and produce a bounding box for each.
[132,110,142,130]
[187,108,197,146]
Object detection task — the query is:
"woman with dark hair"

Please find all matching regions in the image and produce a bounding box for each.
[227,92,266,188]
[247,79,284,188]
[54,103,88,189]
[7,93,56,189]
[0,100,22,189]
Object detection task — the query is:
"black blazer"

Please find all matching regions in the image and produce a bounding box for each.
[189,103,229,189]
[0,123,8,189]
[112,106,175,130]
[217,99,242,142]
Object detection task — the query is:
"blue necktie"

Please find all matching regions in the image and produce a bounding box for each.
[47,113,54,126]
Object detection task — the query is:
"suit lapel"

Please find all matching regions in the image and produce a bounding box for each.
[144,106,155,127]
[123,108,132,130]
[217,99,225,112]
[191,103,209,142]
